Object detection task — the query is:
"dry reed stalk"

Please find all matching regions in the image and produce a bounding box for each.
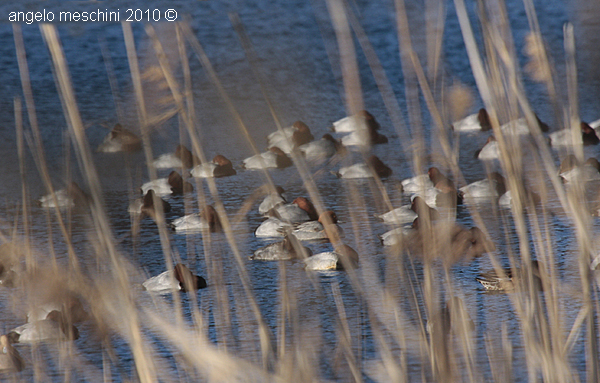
[40,23,160,382]
[564,23,600,383]
[150,22,276,368]
[14,97,34,272]
[99,36,125,123]
[454,0,599,381]
[121,23,186,339]
[13,24,80,273]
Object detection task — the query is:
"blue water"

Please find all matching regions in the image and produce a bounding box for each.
[0,0,598,381]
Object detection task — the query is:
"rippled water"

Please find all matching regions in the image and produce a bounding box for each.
[0,0,599,381]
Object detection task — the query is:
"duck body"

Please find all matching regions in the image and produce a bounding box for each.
[340,129,388,148]
[171,213,209,232]
[337,163,372,179]
[191,162,217,178]
[452,109,492,132]
[130,190,171,220]
[292,211,343,241]
[379,226,414,247]
[376,196,438,225]
[427,167,463,207]
[375,206,417,225]
[459,173,506,200]
[476,261,541,291]
[411,187,442,208]
[270,204,310,223]
[142,270,179,292]
[304,245,359,270]
[191,155,236,178]
[255,217,292,238]
[298,134,341,163]
[331,114,365,133]
[337,156,392,179]
[242,147,292,170]
[401,174,434,193]
[267,121,314,153]
[143,264,207,293]
[141,171,192,197]
[291,221,344,241]
[500,115,549,136]
[258,187,287,215]
[251,234,312,261]
[140,171,194,197]
[400,220,495,265]
[549,122,600,147]
[140,179,172,197]
[171,205,221,233]
[331,110,381,133]
[561,165,600,184]
[154,145,200,169]
[26,295,88,323]
[38,182,89,209]
[8,311,79,343]
[476,137,499,160]
[270,197,318,223]
[38,188,74,209]
[153,153,183,169]
[97,123,141,152]
[559,156,600,183]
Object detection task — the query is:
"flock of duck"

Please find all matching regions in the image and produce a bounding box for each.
[1,107,598,372]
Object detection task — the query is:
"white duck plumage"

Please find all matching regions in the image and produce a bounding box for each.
[452,109,491,132]
[304,245,359,271]
[549,122,599,147]
[477,137,499,160]
[331,115,366,133]
[331,110,380,133]
[242,147,292,170]
[153,153,183,169]
[375,206,416,225]
[560,164,600,183]
[250,234,312,261]
[38,188,75,209]
[26,295,88,323]
[171,214,210,232]
[8,311,79,343]
[171,205,221,233]
[459,173,506,199]
[291,221,344,241]
[271,204,310,223]
[379,226,415,247]
[190,162,217,178]
[140,178,172,197]
[142,264,207,293]
[298,134,340,163]
[267,126,295,146]
[267,121,314,153]
[258,187,287,215]
[401,174,434,194]
[142,270,179,293]
[412,187,442,208]
[255,217,292,238]
[269,197,318,223]
[558,156,600,183]
[340,130,370,147]
[337,163,371,179]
